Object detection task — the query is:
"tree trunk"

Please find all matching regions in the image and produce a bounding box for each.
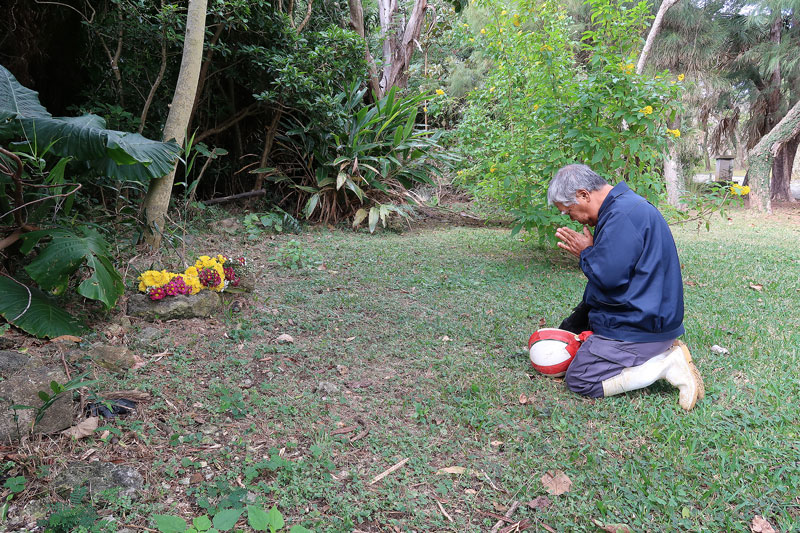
[142,0,208,248]
[347,0,382,98]
[770,132,800,201]
[635,0,680,75]
[748,99,800,212]
[636,0,681,206]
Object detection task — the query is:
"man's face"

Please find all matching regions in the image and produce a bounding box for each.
[554,190,598,226]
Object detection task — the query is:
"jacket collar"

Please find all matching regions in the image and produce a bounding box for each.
[598,181,630,216]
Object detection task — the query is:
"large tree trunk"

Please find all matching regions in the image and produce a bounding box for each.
[142,0,208,248]
[636,0,681,206]
[748,99,800,212]
[770,131,800,201]
[348,0,429,98]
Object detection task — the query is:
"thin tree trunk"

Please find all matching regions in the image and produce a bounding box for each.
[138,3,168,134]
[187,21,226,134]
[382,0,428,91]
[142,0,208,248]
[636,0,680,75]
[748,99,800,212]
[636,0,681,207]
[252,109,282,192]
[348,0,382,98]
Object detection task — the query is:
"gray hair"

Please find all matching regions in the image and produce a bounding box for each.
[547,164,609,206]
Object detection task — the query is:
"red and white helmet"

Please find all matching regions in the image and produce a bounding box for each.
[528,328,592,377]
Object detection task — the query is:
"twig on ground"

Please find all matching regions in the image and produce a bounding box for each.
[369,457,409,485]
[332,425,358,435]
[435,499,453,522]
[490,501,520,533]
[350,428,370,442]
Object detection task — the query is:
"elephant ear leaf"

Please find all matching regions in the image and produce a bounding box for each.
[22,228,124,309]
[19,115,180,181]
[0,64,50,121]
[0,276,84,339]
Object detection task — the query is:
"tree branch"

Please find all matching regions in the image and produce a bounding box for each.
[636,0,680,75]
[139,2,168,133]
[195,103,260,143]
[297,0,313,33]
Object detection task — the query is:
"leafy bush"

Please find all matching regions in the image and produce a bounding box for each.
[455,0,683,241]
[292,84,455,229]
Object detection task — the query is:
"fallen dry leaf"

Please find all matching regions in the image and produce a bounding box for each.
[436,466,467,475]
[685,280,697,286]
[519,393,529,405]
[750,515,776,533]
[538,317,546,328]
[132,354,147,370]
[441,335,451,342]
[62,417,99,440]
[591,520,632,533]
[465,488,478,495]
[276,333,294,344]
[527,496,551,510]
[749,283,763,292]
[540,470,572,495]
[490,440,504,447]
[492,501,508,513]
[50,335,83,344]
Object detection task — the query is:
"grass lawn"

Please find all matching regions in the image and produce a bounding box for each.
[16,209,800,532]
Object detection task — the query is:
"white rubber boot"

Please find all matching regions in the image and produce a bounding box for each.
[602,343,704,411]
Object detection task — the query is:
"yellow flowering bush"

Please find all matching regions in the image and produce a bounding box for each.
[731,184,750,196]
[639,105,654,115]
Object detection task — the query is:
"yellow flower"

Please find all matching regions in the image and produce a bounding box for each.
[436,89,445,96]
[462,23,469,28]
[469,38,475,42]
[499,28,504,33]
[481,28,486,34]
[423,106,428,113]
[501,9,507,15]
[639,105,654,115]
[677,73,685,81]
[489,165,497,173]
[540,45,554,52]
[517,30,522,35]
[731,184,750,196]
[666,128,681,138]
[489,86,496,92]
[513,15,521,27]
[533,104,540,111]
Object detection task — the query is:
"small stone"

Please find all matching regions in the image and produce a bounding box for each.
[241,379,253,389]
[136,327,161,344]
[90,344,136,374]
[178,477,190,485]
[276,334,294,344]
[316,381,339,395]
[53,462,144,501]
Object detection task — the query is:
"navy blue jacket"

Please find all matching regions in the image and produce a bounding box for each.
[580,182,685,342]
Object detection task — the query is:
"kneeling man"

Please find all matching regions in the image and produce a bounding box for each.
[548,164,704,410]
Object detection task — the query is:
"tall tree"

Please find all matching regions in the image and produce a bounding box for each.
[347,0,431,98]
[142,0,208,248]
[748,98,800,210]
[636,0,682,206]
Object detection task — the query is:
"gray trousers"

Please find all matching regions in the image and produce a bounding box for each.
[565,334,675,398]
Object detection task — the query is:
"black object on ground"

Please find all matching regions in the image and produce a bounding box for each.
[86,398,137,418]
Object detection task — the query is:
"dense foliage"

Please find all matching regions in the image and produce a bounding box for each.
[453,0,683,239]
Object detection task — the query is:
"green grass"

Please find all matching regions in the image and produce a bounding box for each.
[29,212,800,532]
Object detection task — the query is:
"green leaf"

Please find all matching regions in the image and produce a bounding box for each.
[19,114,180,181]
[3,476,26,493]
[288,526,314,533]
[266,507,284,531]
[247,506,270,531]
[336,171,347,190]
[0,276,84,338]
[153,514,188,533]
[212,508,243,532]
[0,64,50,121]
[193,515,213,531]
[22,227,123,309]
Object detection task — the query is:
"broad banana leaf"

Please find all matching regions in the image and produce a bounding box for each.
[0,276,84,338]
[21,227,124,309]
[1,64,179,181]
